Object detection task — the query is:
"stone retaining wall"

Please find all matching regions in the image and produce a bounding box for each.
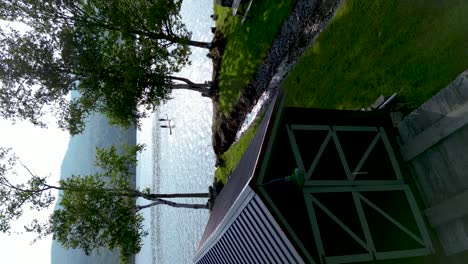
[398,69,468,255]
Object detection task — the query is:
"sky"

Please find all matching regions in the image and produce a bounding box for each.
[0,17,70,264]
[0,117,69,264]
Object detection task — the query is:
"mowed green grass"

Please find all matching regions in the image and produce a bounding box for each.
[214,0,297,116]
[215,0,468,185]
[283,0,468,109]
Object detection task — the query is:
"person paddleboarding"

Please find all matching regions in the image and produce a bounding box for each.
[159,114,175,135]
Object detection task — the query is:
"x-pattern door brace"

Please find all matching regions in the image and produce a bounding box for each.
[285,124,433,264]
[286,125,403,183]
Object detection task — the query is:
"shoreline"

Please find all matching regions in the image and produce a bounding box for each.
[210,0,343,160]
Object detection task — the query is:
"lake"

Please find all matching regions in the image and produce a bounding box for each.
[136,1,216,263]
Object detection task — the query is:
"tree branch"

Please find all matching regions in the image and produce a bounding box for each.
[167,76,195,84]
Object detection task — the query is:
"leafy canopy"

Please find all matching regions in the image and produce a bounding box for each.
[1,144,208,260]
[0,0,194,134]
[0,144,145,260]
[52,144,147,259]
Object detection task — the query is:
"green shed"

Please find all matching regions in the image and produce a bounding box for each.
[194,94,435,263]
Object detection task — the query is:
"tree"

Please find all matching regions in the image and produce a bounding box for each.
[0,144,210,261]
[0,0,213,134]
[0,0,211,49]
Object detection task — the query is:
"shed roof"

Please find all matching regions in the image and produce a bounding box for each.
[196,93,283,251]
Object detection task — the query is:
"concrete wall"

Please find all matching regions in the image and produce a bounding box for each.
[398,69,468,255]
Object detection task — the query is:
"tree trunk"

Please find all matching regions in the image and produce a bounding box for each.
[136,199,208,211]
[168,83,213,98]
[132,29,211,49]
[168,76,196,84]
[141,192,209,199]
[156,199,208,209]
[168,83,210,92]
[166,76,212,97]
[167,76,211,87]
[187,39,211,49]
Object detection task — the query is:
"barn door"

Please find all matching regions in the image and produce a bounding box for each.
[286,125,433,263]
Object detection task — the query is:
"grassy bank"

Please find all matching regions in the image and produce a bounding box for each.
[215,0,468,184]
[214,0,297,116]
[214,118,261,184]
[213,0,297,183]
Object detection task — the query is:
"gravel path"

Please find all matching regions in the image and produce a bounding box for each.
[252,0,342,97]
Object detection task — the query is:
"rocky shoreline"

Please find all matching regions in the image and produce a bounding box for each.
[210,0,343,158]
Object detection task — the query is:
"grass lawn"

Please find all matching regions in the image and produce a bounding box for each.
[214,0,297,116]
[215,0,468,184]
[283,0,468,110]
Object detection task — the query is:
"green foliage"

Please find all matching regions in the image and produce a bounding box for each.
[0,28,70,129]
[1,143,208,261]
[95,144,144,188]
[0,147,56,234]
[214,0,297,115]
[50,144,147,259]
[0,144,146,260]
[283,0,468,110]
[51,174,146,259]
[0,0,195,134]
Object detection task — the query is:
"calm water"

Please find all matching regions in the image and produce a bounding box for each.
[136,1,216,263]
